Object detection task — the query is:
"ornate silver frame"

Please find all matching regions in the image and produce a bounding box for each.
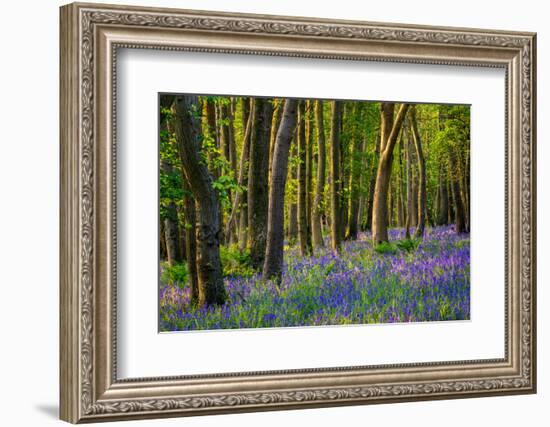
[60,2,537,423]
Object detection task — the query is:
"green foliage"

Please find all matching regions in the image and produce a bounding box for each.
[220,245,255,278]
[456,239,470,249]
[212,174,243,211]
[374,241,397,255]
[374,238,420,255]
[396,238,421,253]
[160,262,189,289]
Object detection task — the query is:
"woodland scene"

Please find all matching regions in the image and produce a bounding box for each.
[159,94,470,331]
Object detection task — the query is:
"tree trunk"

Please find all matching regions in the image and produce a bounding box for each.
[269,100,284,182]
[449,149,467,234]
[159,109,183,266]
[263,99,299,281]
[204,99,219,179]
[339,107,349,242]
[173,95,226,307]
[397,136,405,228]
[410,107,427,239]
[305,101,314,249]
[159,221,167,261]
[247,98,274,269]
[162,94,197,297]
[312,100,326,248]
[347,136,365,240]
[437,168,449,225]
[297,101,312,256]
[182,179,199,303]
[365,132,381,231]
[372,103,410,244]
[447,178,454,224]
[225,100,253,245]
[329,100,343,252]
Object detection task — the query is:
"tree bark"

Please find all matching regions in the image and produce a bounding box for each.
[339,107,349,242]
[397,136,405,228]
[182,179,199,303]
[347,135,365,240]
[312,100,326,248]
[365,132,381,231]
[329,101,343,252]
[225,101,253,245]
[204,99,219,179]
[372,103,410,244]
[297,101,312,256]
[247,98,274,269]
[410,107,427,239]
[173,95,226,307]
[449,149,467,234]
[263,99,299,281]
[305,101,314,249]
[437,168,449,225]
[159,104,183,266]
[268,100,284,182]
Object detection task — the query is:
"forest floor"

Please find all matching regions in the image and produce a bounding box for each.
[159,225,470,332]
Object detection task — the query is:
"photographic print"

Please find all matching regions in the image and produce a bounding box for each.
[159,95,470,332]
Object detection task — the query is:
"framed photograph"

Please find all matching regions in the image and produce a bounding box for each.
[60,2,536,423]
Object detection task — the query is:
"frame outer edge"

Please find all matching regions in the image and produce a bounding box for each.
[60,3,81,424]
[529,33,536,393]
[59,2,537,422]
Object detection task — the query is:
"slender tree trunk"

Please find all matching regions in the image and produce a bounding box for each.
[447,178,454,224]
[204,99,219,179]
[219,102,237,241]
[397,136,405,228]
[437,167,448,225]
[173,95,225,307]
[263,99,299,281]
[347,136,366,240]
[305,101,314,249]
[339,107,349,242]
[388,184,394,227]
[297,101,312,256]
[312,100,326,248]
[226,101,253,245]
[179,215,187,260]
[162,95,198,298]
[247,98,274,269]
[329,101,343,252]
[287,129,298,241]
[357,135,370,232]
[410,107,427,239]
[162,194,182,264]
[269,100,284,182]
[405,126,413,238]
[238,98,251,250]
[160,221,167,261]
[288,204,298,240]
[182,179,199,303]
[365,132,381,231]
[449,149,467,234]
[372,103,410,244]
[159,108,182,265]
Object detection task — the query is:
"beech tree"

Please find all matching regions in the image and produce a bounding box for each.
[172,95,226,306]
[312,100,326,248]
[329,100,343,252]
[410,106,427,239]
[371,102,410,244]
[247,98,274,269]
[263,99,299,280]
[297,101,312,256]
